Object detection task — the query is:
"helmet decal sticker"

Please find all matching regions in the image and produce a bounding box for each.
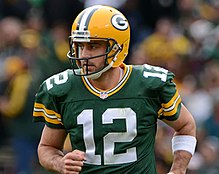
[111,14,128,31]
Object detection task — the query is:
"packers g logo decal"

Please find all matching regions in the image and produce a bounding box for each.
[111,14,128,31]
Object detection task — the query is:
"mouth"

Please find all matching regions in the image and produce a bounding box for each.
[82,64,95,72]
[83,63,93,68]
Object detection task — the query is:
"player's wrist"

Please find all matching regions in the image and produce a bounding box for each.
[172,135,197,155]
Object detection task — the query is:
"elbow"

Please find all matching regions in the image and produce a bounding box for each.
[37,143,45,167]
[178,104,197,137]
[178,115,197,137]
[188,117,196,137]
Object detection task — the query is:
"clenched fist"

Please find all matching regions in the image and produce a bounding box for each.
[60,149,86,174]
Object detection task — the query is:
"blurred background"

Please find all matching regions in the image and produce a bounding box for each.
[0,0,219,173]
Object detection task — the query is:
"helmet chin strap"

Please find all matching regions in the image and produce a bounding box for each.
[86,58,116,79]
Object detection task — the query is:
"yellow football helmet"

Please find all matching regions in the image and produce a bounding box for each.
[67,5,130,79]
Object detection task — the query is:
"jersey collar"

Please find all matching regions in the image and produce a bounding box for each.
[82,64,132,99]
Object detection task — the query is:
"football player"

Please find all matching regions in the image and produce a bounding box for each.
[33,5,196,174]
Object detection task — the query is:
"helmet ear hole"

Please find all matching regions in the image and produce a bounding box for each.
[112,39,129,67]
[112,44,120,51]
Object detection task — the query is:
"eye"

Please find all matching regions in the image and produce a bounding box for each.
[90,43,101,49]
[90,45,97,49]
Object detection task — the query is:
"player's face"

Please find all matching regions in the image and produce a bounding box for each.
[77,41,108,74]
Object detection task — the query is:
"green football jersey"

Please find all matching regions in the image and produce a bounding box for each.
[33,64,182,174]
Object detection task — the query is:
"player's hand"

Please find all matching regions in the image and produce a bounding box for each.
[60,149,86,174]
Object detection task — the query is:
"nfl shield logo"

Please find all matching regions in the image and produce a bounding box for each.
[100,92,108,99]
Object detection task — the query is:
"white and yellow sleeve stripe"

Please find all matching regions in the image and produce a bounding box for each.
[158,91,182,117]
[33,102,63,125]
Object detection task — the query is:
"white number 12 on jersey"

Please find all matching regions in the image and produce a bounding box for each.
[77,108,137,165]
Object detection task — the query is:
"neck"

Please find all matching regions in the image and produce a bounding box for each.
[88,67,123,90]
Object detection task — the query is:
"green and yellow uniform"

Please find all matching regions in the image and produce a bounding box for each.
[33,64,181,174]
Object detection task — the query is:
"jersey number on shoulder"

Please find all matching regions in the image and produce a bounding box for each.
[143,64,168,82]
[77,108,137,165]
[46,71,68,90]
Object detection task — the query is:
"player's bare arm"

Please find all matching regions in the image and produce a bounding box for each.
[164,104,196,174]
[38,125,85,173]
